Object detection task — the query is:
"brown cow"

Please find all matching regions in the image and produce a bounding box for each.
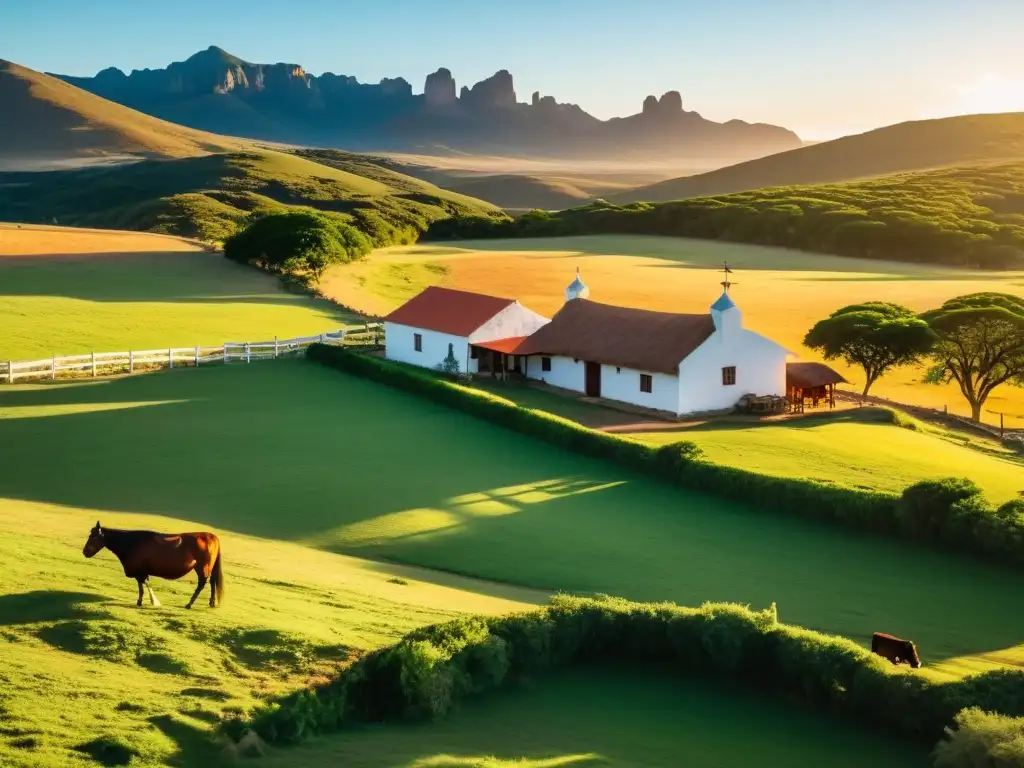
[871,632,921,668]
[82,521,224,609]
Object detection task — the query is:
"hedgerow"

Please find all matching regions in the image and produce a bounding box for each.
[306,346,1024,569]
[226,595,1024,757]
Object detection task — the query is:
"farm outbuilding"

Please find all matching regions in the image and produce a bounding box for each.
[384,267,795,418]
[786,362,848,411]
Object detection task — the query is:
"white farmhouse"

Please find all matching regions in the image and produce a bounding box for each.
[383,268,795,417]
[382,286,549,375]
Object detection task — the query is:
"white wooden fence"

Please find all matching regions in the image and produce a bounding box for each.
[1,328,361,384]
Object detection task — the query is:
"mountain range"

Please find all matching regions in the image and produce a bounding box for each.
[53,46,802,161]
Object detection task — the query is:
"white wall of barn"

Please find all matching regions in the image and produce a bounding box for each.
[678,327,787,414]
[470,303,549,343]
[524,354,584,393]
[383,322,478,373]
[599,364,680,413]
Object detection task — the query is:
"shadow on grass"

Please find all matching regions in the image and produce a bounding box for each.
[148,714,221,768]
[1,362,1024,667]
[0,590,108,626]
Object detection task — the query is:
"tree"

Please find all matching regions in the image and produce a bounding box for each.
[223,210,371,282]
[921,292,1024,421]
[803,302,936,396]
[437,343,460,377]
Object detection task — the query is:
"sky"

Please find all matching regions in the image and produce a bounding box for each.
[2,0,1023,140]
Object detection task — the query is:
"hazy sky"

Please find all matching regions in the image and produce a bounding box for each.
[2,0,1023,140]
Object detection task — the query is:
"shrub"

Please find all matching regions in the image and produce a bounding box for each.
[231,596,1024,753]
[933,708,1024,767]
[306,346,1024,570]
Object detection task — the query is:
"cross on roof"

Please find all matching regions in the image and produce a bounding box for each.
[720,261,737,293]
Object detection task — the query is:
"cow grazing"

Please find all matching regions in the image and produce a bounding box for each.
[871,632,921,668]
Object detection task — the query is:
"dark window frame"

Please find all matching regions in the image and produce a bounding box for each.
[541,356,552,372]
[722,366,736,386]
[414,333,423,352]
[639,373,653,393]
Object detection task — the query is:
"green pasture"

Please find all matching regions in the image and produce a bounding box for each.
[257,668,928,768]
[0,251,353,360]
[1,360,1022,677]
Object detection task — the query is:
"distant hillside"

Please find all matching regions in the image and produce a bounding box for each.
[615,113,1024,203]
[0,59,245,169]
[0,148,504,245]
[53,46,802,161]
[428,163,1024,270]
[438,174,593,210]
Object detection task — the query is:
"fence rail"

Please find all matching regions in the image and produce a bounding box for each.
[0,327,378,384]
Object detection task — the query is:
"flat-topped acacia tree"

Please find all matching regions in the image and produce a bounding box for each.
[803,302,936,396]
[921,292,1024,422]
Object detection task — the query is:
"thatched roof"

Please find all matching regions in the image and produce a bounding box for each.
[516,299,716,374]
[786,362,848,388]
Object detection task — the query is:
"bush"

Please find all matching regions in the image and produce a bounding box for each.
[306,346,1024,570]
[223,210,372,281]
[232,596,1024,754]
[933,708,1024,767]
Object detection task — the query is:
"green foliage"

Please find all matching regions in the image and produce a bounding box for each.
[922,292,1024,420]
[804,303,936,395]
[425,163,1024,269]
[223,211,371,281]
[234,595,1024,754]
[933,708,1024,767]
[306,346,1024,569]
[437,342,461,376]
[0,149,506,253]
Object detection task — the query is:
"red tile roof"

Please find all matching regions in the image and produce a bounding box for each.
[383,286,516,337]
[474,336,529,354]
[516,299,716,374]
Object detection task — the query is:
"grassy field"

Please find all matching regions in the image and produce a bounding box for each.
[0,225,353,360]
[255,668,929,767]
[463,380,1023,504]
[320,234,1024,427]
[2,360,1023,684]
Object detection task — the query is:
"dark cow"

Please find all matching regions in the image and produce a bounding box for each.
[871,632,921,668]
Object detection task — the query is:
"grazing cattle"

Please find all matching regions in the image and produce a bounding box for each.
[871,632,921,668]
[82,521,224,609]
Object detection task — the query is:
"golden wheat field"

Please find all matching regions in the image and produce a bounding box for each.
[320,234,1024,428]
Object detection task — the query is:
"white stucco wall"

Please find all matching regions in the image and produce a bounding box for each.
[598,364,680,413]
[678,327,787,414]
[524,354,584,393]
[384,322,475,373]
[470,303,549,344]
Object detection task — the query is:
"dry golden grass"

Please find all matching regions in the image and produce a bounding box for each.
[321,235,1024,427]
[0,222,204,256]
[0,60,247,168]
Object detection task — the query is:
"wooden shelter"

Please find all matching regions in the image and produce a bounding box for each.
[786,362,847,412]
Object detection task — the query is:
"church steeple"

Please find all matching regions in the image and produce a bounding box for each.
[565,266,590,302]
[710,261,741,333]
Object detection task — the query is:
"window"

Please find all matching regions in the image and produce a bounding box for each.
[541,356,552,372]
[722,366,736,386]
[414,333,422,352]
[470,346,479,359]
[639,373,653,393]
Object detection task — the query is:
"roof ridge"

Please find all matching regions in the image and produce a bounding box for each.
[422,285,516,303]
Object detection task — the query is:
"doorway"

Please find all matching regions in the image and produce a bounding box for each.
[585,361,601,397]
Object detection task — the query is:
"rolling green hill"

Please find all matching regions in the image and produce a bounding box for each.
[0,148,505,245]
[615,112,1024,203]
[441,174,594,211]
[430,162,1024,269]
[0,60,246,169]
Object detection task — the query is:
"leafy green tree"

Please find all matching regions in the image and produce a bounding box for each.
[803,302,936,396]
[224,210,371,281]
[437,343,460,376]
[921,292,1024,421]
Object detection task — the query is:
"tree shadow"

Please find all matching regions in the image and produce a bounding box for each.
[0,590,109,626]
[1,362,1023,667]
[148,714,221,767]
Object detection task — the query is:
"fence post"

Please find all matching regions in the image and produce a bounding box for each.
[92,352,97,378]
[245,343,251,363]
[51,356,56,380]
[169,349,174,369]
[274,337,279,358]
[195,346,200,367]
[7,362,12,385]
[223,345,229,364]
[129,351,134,374]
